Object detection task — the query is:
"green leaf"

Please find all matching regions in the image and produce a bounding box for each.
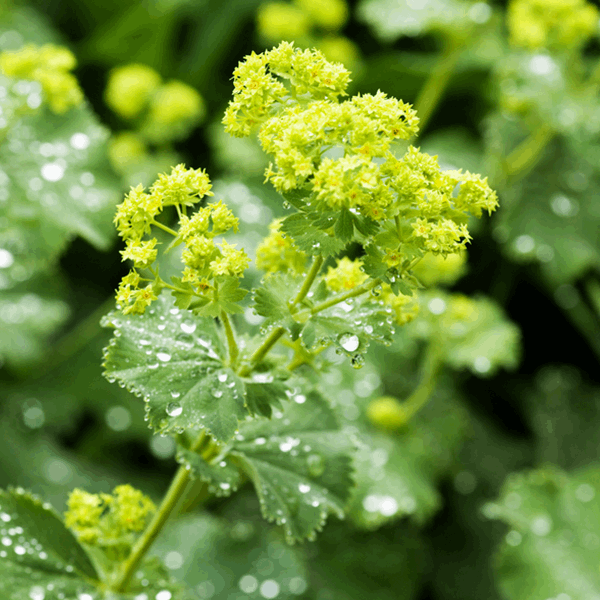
[301,300,395,357]
[244,378,287,419]
[170,276,195,310]
[102,292,249,442]
[334,209,354,242]
[193,276,248,317]
[176,447,243,497]
[349,388,468,528]
[211,391,356,543]
[486,465,600,600]
[0,488,99,598]
[357,0,470,42]
[152,510,308,599]
[280,213,346,257]
[252,273,301,331]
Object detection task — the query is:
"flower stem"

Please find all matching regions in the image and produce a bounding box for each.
[504,123,555,182]
[308,279,380,316]
[111,431,206,593]
[237,256,324,377]
[414,40,463,136]
[151,220,179,237]
[220,311,239,367]
[399,343,442,422]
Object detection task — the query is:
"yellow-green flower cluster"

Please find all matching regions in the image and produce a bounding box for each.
[179,200,250,285]
[507,0,599,51]
[113,164,214,314]
[366,395,409,431]
[256,218,307,274]
[223,41,351,138]
[105,63,205,143]
[64,485,155,552]
[381,286,420,325]
[257,3,312,40]
[324,257,368,292]
[0,44,83,113]
[412,251,467,287]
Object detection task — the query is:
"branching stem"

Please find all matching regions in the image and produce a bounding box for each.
[220,310,239,367]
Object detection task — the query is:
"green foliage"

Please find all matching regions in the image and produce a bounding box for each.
[486,465,600,600]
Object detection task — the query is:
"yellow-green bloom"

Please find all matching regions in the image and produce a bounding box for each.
[295,0,349,30]
[256,218,307,274]
[257,2,312,40]
[105,63,161,119]
[324,257,368,292]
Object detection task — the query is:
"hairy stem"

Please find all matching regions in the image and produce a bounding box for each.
[504,123,555,182]
[220,310,239,368]
[414,41,463,136]
[238,256,324,377]
[111,431,206,592]
[400,343,443,422]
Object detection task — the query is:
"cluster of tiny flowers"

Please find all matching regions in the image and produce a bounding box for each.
[223,41,351,138]
[381,286,420,325]
[114,164,214,314]
[105,63,204,143]
[64,485,156,551]
[225,43,498,271]
[507,0,599,50]
[412,251,467,287]
[256,218,307,274]
[324,257,368,292]
[178,199,250,286]
[0,44,83,113]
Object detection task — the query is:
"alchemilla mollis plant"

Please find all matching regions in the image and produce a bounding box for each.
[4,0,600,596]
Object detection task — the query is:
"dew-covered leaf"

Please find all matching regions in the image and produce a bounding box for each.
[280,212,346,257]
[227,391,355,543]
[244,378,287,419]
[349,388,468,528]
[152,510,308,599]
[0,288,69,368]
[408,291,521,376]
[176,448,243,497]
[486,465,600,600]
[357,0,471,42]
[0,488,99,594]
[252,272,301,332]
[102,292,249,442]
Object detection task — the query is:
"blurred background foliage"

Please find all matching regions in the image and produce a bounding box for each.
[1,0,600,598]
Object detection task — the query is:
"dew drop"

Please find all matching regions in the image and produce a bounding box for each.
[218,373,228,383]
[166,403,183,417]
[293,394,306,404]
[180,320,196,334]
[338,333,360,352]
[212,390,223,398]
[299,484,311,494]
[307,454,325,477]
[156,349,171,362]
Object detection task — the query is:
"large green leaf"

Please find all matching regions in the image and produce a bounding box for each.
[153,508,308,600]
[349,387,468,528]
[181,390,356,543]
[102,292,248,442]
[486,465,600,600]
[0,488,99,599]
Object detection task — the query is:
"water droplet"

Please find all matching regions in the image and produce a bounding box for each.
[351,354,365,369]
[0,513,11,523]
[212,390,223,398]
[364,325,374,334]
[531,514,552,536]
[307,454,325,477]
[293,394,306,404]
[29,586,45,600]
[156,349,171,362]
[170,391,181,399]
[239,574,259,593]
[0,248,14,269]
[155,592,172,600]
[2,536,12,546]
[218,373,228,383]
[14,545,26,555]
[180,320,196,334]
[472,356,491,374]
[338,333,360,352]
[147,360,159,370]
[219,483,231,491]
[428,297,446,315]
[255,437,267,445]
[513,234,535,255]
[505,530,522,546]
[166,403,183,417]
[299,484,311,494]
[40,163,64,182]
[70,133,90,150]
[575,483,595,502]
[260,579,280,599]
[550,194,579,218]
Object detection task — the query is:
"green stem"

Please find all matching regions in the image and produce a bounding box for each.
[220,311,239,368]
[237,256,324,377]
[307,279,380,316]
[414,40,463,136]
[504,123,555,182]
[111,431,206,592]
[400,343,443,422]
[151,220,179,237]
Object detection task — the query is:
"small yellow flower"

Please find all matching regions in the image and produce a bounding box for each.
[324,257,368,292]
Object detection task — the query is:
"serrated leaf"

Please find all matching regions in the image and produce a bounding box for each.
[358,0,469,42]
[349,389,468,528]
[280,213,346,256]
[170,276,195,310]
[252,273,301,331]
[176,448,243,497]
[102,292,249,442]
[0,488,99,598]
[244,379,287,418]
[334,209,354,242]
[224,391,355,543]
[193,276,248,317]
[152,511,308,599]
[487,465,600,600]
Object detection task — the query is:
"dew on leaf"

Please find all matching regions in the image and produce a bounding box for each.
[530,514,552,536]
[351,354,365,369]
[260,579,280,599]
[155,592,172,600]
[166,403,183,417]
[293,394,306,404]
[212,389,223,398]
[156,349,171,362]
[338,333,360,352]
[180,320,196,334]
[239,574,259,593]
[298,484,311,494]
[255,437,266,445]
